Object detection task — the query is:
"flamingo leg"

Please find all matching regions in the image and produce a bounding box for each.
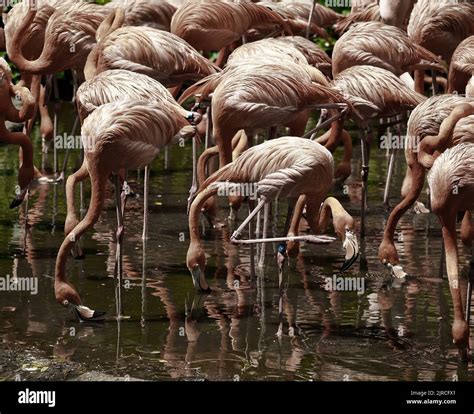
[359,127,371,239]
[142,165,150,241]
[52,76,60,178]
[231,198,266,241]
[466,256,473,326]
[205,106,212,149]
[114,174,127,319]
[164,147,169,170]
[248,199,256,279]
[440,212,469,361]
[379,162,425,268]
[57,115,79,182]
[258,202,270,268]
[305,0,316,39]
[383,118,403,211]
[431,70,439,96]
[187,136,198,214]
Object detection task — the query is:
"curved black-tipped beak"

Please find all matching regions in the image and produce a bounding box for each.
[340,230,359,272]
[386,263,407,279]
[64,301,106,322]
[190,266,211,293]
[74,305,106,322]
[10,187,28,209]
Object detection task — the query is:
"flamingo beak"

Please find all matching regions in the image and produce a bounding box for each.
[62,300,106,322]
[190,265,211,293]
[9,186,29,209]
[341,230,359,272]
[386,263,407,279]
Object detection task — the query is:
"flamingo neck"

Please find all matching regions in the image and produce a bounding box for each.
[0,121,33,174]
[55,166,107,285]
[323,114,344,153]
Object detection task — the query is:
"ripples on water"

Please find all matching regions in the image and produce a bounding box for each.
[0,105,473,381]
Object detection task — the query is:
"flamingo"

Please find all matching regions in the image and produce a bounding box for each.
[418,102,474,169]
[106,0,177,31]
[6,0,179,74]
[408,0,474,64]
[332,22,446,78]
[54,100,196,320]
[335,0,415,34]
[7,2,109,74]
[210,60,344,168]
[378,94,473,274]
[66,69,199,248]
[408,0,474,93]
[84,10,220,84]
[275,36,332,76]
[427,143,474,361]
[170,0,291,52]
[186,136,358,291]
[226,36,332,76]
[0,57,36,208]
[279,0,343,29]
[255,2,334,38]
[448,36,474,95]
[329,65,426,237]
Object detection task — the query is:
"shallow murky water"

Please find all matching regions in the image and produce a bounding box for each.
[0,104,473,381]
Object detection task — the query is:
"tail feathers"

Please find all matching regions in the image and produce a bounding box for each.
[413,44,447,73]
[334,5,380,35]
[178,72,223,105]
[246,3,293,35]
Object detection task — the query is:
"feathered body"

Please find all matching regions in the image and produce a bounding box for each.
[4,0,76,60]
[54,99,193,312]
[227,38,310,66]
[331,65,426,119]
[82,101,189,171]
[76,69,187,122]
[8,2,109,73]
[256,2,329,38]
[335,3,381,34]
[170,0,290,51]
[332,22,445,76]
[448,36,474,94]
[201,137,334,201]
[270,36,332,75]
[279,0,343,27]
[106,0,177,31]
[428,143,474,213]
[452,115,474,145]
[87,26,219,85]
[408,1,474,63]
[406,94,473,163]
[212,60,340,133]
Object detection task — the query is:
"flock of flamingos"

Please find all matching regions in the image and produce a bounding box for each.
[0,0,474,363]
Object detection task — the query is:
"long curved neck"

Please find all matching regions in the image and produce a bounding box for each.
[7,8,50,74]
[9,84,35,122]
[317,197,348,238]
[197,146,219,187]
[232,130,248,160]
[419,102,474,168]
[318,112,344,153]
[0,121,33,172]
[340,129,352,165]
[55,163,108,284]
[84,8,125,81]
[189,186,218,247]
